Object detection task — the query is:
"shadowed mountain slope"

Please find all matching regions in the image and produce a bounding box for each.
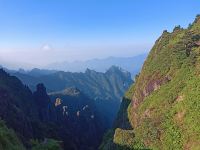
[12,66,133,127]
[0,69,105,150]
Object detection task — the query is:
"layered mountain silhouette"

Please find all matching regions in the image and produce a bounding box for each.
[12,66,133,127]
[45,54,147,76]
[0,69,105,150]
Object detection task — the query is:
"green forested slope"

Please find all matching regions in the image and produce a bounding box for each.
[0,120,25,150]
[101,15,200,150]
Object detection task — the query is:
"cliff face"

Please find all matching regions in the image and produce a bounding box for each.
[0,69,39,143]
[101,15,200,150]
[49,88,105,150]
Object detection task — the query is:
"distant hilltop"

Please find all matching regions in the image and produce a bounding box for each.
[45,54,147,77]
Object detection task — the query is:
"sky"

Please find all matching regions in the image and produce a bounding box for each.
[0,0,200,68]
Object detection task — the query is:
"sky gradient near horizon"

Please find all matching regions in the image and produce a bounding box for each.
[0,0,200,68]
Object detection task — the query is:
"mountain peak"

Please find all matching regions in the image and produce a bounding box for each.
[0,68,9,77]
[85,68,97,74]
[194,14,200,24]
[34,83,50,108]
[36,83,47,94]
[106,65,129,75]
[106,65,121,72]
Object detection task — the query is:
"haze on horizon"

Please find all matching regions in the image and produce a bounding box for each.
[0,0,199,69]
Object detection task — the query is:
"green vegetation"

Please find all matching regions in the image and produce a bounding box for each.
[113,128,134,147]
[31,139,63,150]
[100,92,143,150]
[101,15,200,150]
[0,120,25,150]
[0,119,62,150]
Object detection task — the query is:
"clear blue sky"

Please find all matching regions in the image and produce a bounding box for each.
[0,0,199,68]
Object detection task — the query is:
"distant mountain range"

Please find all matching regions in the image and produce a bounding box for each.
[11,66,133,127]
[0,54,143,149]
[45,54,147,76]
[0,54,147,77]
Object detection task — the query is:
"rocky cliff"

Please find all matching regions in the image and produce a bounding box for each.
[101,15,200,150]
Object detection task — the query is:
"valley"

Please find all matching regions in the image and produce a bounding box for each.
[0,65,135,150]
[0,1,199,150]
